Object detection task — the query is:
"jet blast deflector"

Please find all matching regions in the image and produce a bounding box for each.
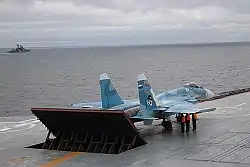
[28,108,147,154]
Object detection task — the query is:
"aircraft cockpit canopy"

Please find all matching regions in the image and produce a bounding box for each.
[184,82,203,88]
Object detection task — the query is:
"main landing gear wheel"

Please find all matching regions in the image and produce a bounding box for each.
[161,119,173,131]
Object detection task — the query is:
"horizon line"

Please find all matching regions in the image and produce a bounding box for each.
[1,40,250,49]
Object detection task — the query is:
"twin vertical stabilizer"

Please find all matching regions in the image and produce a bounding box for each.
[99,73,124,109]
[137,73,158,112]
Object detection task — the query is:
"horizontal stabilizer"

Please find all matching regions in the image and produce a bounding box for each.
[130,115,156,120]
[70,101,102,109]
[130,115,156,124]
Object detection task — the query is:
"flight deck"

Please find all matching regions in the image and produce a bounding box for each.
[1,92,250,167]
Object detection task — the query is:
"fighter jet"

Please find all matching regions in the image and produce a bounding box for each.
[71,73,139,110]
[71,73,216,129]
[129,73,216,129]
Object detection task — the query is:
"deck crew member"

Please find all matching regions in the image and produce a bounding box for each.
[180,113,185,133]
[176,113,181,122]
[192,113,197,131]
[185,113,191,132]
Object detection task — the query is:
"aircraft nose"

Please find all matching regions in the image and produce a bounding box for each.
[205,89,215,99]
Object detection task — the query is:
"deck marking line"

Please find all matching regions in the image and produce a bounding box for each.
[0,128,12,131]
[20,118,37,123]
[14,123,29,127]
[40,152,81,167]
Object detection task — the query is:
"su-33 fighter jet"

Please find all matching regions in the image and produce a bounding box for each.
[71,73,216,130]
[130,73,216,130]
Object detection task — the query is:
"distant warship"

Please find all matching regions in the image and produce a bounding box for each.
[7,44,30,53]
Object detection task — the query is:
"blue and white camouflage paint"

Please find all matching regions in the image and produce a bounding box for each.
[71,73,216,125]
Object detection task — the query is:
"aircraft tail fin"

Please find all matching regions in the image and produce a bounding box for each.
[130,73,161,125]
[137,73,159,113]
[99,73,124,109]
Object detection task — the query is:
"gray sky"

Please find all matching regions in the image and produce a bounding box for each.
[0,0,250,47]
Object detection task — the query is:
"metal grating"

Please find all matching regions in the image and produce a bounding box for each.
[27,108,147,154]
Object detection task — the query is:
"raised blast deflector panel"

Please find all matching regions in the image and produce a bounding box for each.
[28,108,147,154]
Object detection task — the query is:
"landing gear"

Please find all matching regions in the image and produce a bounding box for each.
[161,116,173,131]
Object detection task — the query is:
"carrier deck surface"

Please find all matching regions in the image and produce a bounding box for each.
[1,92,250,167]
